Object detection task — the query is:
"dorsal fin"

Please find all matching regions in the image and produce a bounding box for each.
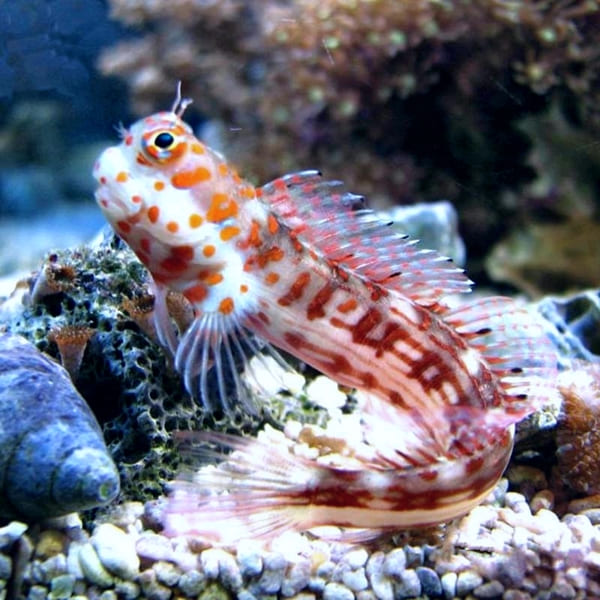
[259,171,471,305]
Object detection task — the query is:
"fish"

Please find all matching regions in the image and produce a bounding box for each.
[94,87,557,542]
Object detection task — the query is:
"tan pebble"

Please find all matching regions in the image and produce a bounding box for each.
[35,531,66,559]
[506,465,547,489]
[530,489,554,513]
[566,493,600,513]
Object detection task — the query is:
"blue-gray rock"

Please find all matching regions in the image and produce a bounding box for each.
[416,566,442,597]
[383,201,466,266]
[0,334,119,520]
[536,290,600,366]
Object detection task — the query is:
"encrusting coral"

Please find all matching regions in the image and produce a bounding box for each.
[555,362,600,497]
[100,0,600,264]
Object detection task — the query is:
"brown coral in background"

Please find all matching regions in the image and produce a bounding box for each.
[99,0,600,277]
[555,362,600,497]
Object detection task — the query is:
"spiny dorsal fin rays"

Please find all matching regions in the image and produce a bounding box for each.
[260,171,471,304]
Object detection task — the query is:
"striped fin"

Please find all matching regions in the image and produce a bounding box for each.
[259,171,471,305]
[162,430,318,543]
[441,297,559,413]
[170,309,290,415]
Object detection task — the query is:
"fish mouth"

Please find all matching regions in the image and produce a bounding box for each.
[94,146,145,220]
[95,185,144,220]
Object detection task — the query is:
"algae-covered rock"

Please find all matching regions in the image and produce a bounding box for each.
[0,333,120,521]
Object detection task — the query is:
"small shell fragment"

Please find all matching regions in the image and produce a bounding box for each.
[0,333,120,520]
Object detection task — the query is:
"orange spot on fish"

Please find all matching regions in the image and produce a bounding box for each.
[184,284,208,303]
[219,297,235,315]
[243,257,255,272]
[99,176,107,184]
[124,134,133,146]
[166,221,180,233]
[267,214,279,235]
[207,193,238,222]
[154,181,165,191]
[247,221,262,248]
[171,166,212,188]
[136,152,152,166]
[132,195,142,204]
[337,298,358,313]
[217,163,228,176]
[191,143,205,154]
[203,272,224,286]
[203,245,216,257]
[257,246,284,268]
[278,271,311,306]
[240,284,249,293]
[265,272,280,285]
[240,186,255,199]
[148,205,160,223]
[220,226,241,241]
[116,171,128,183]
[189,213,203,228]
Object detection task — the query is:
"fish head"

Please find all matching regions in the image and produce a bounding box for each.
[93,110,249,289]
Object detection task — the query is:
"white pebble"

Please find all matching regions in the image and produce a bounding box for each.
[366,552,392,600]
[585,551,600,569]
[343,548,369,570]
[77,543,114,588]
[440,572,457,599]
[92,523,139,580]
[383,549,406,578]
[342,568,368,592]
[200,548,234,580]
[237,539,263,577]
[135,532,175,563]
[306,376,347,411]
[323,581,355,600]
[0,521,27,549]
[456,570,483,596]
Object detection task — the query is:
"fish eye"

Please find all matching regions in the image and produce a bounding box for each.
[141,127,187,163]
[154,131,175,149]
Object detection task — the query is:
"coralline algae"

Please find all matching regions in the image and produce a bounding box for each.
[0,333,120,520]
